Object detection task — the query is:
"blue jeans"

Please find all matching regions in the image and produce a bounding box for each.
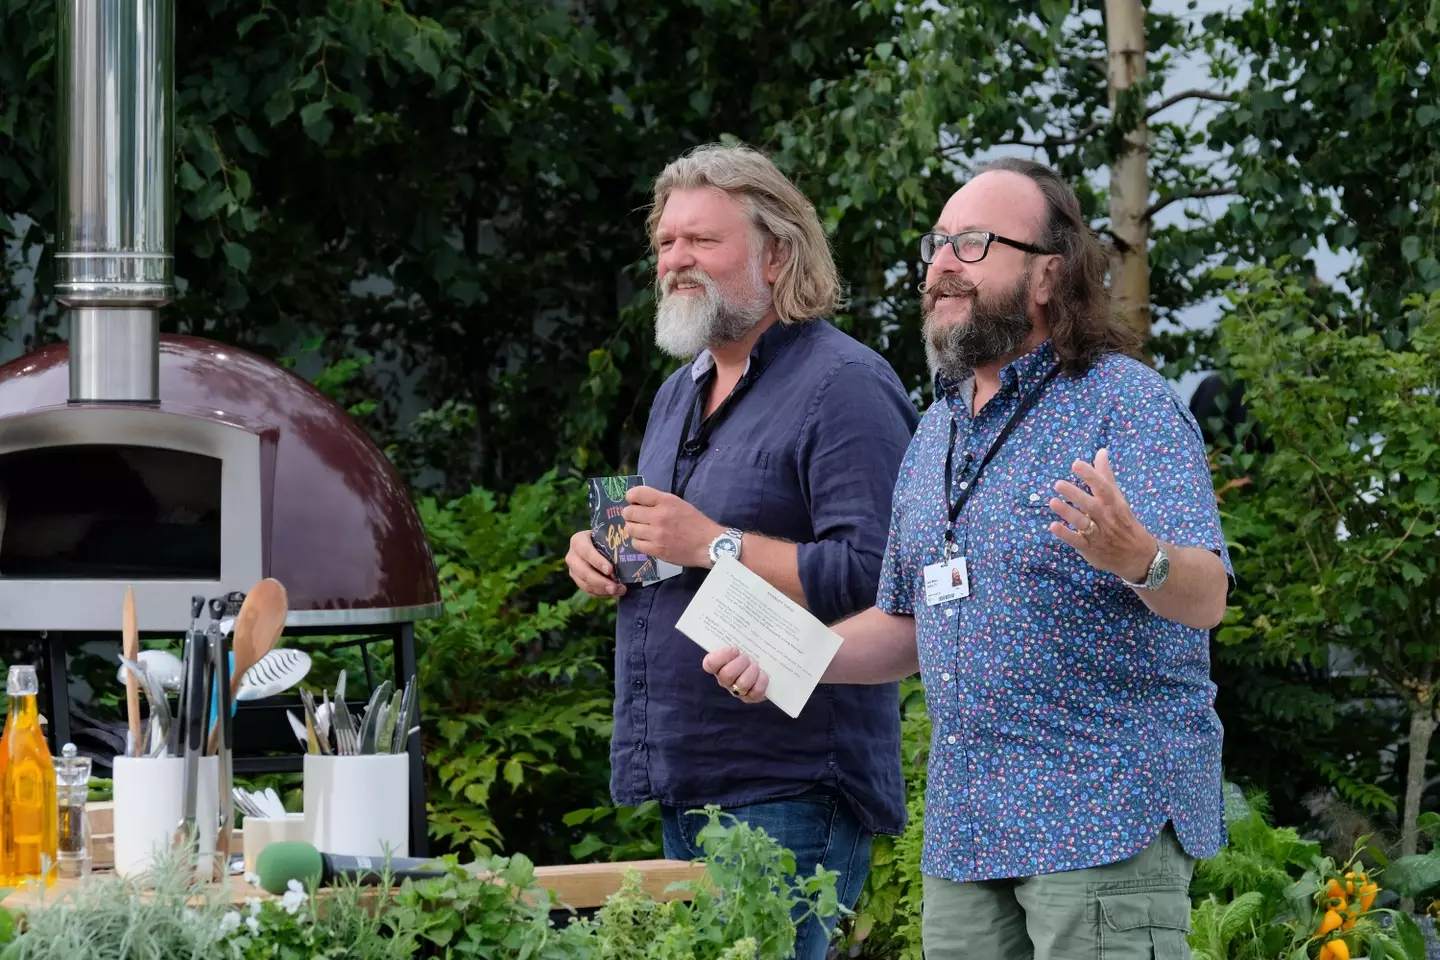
[661,785,873,960]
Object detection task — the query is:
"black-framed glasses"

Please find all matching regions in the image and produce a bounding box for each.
[919,230,1056,264]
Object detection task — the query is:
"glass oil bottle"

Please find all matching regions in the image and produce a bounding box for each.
[0,679,9,888]
[3,666,56,887]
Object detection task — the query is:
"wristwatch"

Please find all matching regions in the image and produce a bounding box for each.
[1123,542,1170,591]
[707,528,744,567]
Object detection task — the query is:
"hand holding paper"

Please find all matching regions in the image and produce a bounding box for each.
[678,556,843,718]
[703,646,770,705]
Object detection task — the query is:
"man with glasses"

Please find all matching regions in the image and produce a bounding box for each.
[565,142,918,960]
[703,157,1231,959]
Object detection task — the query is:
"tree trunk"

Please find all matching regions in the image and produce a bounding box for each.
[1403,701,1436,860]
[1401,699,1436,914]
[1104,0,1151,343]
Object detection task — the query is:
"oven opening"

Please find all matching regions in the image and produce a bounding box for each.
[0,445,222,579]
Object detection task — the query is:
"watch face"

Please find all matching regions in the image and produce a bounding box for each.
[1149,552,1170,588]
[713,537,740,560]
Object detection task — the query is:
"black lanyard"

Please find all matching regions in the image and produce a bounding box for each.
[942,363,1060,554]
[671,365,761,501]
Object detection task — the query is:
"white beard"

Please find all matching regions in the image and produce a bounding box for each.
[654,254,772,359]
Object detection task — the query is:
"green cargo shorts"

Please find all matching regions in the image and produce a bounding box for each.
[921,823,1194,960]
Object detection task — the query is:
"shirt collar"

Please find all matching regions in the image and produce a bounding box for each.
[690,349,749,381]
[935,338,1059,404]
[689,320,806,382]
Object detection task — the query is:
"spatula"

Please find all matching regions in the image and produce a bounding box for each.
[207,578,288,755]
[122,587,141,757]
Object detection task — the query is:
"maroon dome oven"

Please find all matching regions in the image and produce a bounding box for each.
[0,0,439,853]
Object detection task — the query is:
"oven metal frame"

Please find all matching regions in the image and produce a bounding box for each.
[0,404,272,631]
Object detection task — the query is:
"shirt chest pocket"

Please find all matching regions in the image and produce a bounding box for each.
[686,446,771,532]
[1004,481,1110,591]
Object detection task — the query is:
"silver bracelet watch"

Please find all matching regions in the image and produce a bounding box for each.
[707,528,744,567]
[1123,542,1170,591]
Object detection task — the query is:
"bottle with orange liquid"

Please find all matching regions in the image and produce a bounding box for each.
[0,673,10,887]
[2,665,56,887]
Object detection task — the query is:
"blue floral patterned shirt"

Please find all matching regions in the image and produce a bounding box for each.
[876,339,1231,882]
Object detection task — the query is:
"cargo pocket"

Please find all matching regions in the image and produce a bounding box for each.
[1097,889,1192,960]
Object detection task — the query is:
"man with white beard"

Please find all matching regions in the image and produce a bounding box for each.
[564,143,918,960]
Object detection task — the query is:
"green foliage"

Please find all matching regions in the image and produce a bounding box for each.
[229,881,412,960]
[380,854,594,958]
[1187,826,1424,960]
[1214,267,1440,829]
[577,806,841,960]
[1188,892,1269,960]
[769,0,1222,392]
[1384,852,1440,903]
[5,0,1440,911]
[1210,0,1440,330]
[413,470,657,864]
[1382,812,1440,902]
[0,0,895,496]
[0,840,234,960]
[842,679,928,959]
[1191,789,1323,905]
[1,810,834,960]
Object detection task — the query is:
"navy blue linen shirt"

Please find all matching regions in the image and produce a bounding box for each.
[877,340,1232,881]
[610,319,920,836]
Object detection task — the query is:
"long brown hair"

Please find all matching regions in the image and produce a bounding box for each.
[976,157,1142,372]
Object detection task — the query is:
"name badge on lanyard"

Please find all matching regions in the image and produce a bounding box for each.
[924,554,970,606]
[925,363,1060,606]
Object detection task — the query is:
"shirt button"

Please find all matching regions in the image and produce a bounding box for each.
[633,679,644,691]
[635,618,645,629]
[947,735,957,746]
[635,742,646,752]
[1029,493,1041,502]
[958,481,969,490]
[941,672,952,681]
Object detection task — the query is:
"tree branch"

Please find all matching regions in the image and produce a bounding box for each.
[1377,515,1423,566]
[994,120,1105,149]
[1097,226,1128,254]
[1145,89,1234,118]
[940,118,1104,157]
[944,89,1232,158]
[1012,33,1106,78]
[1144,187,1238,221]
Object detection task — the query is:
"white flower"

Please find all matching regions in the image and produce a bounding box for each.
[281,878,307,915]
[246,897,263,917]
[245,915,260,935]
[244,871,260,887]
[219,911,241,936]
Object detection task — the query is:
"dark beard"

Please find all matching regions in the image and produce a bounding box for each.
[922,271,1034,382]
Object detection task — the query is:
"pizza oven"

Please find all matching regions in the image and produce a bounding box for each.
[0,0,440,852]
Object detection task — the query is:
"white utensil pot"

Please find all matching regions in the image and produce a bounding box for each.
[303,753,409,858]
[112,755,219,880]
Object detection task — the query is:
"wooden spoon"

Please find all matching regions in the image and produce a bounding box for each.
[122,587,141,756]
[207,578,288,755]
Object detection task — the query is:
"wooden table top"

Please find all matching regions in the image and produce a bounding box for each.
[4,803,709,913]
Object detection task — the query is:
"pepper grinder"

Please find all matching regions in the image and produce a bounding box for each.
[54,743,91,880]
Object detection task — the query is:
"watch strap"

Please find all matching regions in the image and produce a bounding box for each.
[1124,542,1168,591]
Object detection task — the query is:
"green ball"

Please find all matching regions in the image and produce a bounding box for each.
[255,840,323,896]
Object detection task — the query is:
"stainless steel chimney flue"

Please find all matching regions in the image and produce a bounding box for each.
[55,0,174,403]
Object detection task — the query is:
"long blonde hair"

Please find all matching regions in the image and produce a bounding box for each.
[647,143,842,323]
